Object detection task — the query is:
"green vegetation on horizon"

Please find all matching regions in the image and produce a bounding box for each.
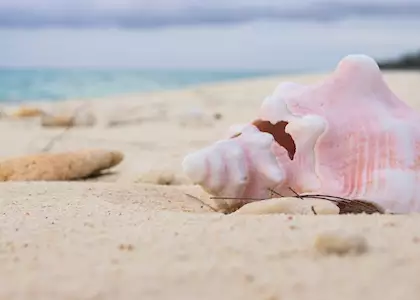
[378,50,420,70]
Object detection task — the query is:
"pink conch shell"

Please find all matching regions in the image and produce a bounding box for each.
[182,54,420,214]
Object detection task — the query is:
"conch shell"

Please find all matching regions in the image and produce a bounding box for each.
[182,54,420,214]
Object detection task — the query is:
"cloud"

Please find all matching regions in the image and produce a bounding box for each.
[0,0,420,28]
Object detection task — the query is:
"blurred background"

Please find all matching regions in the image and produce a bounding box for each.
[0,0,419,102]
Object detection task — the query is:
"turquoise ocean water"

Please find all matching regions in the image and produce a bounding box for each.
[0,69,275,103]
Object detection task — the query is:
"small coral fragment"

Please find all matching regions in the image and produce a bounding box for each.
[10,106,44,118]
[0,149,123,181]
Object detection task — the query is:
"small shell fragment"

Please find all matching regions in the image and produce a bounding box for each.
[136,169,189,186]
[314,231,368,256]
[178,107,214,127]
[231,197,340,215]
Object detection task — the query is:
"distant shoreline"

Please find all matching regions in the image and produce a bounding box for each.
[0,49,418,105]
[0,69,282,104]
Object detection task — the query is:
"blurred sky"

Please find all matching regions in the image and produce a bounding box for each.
[1,0,420,70]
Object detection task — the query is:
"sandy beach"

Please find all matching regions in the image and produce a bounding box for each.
[1,70,420,300]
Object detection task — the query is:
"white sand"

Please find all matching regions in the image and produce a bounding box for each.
[0,71,420,300]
